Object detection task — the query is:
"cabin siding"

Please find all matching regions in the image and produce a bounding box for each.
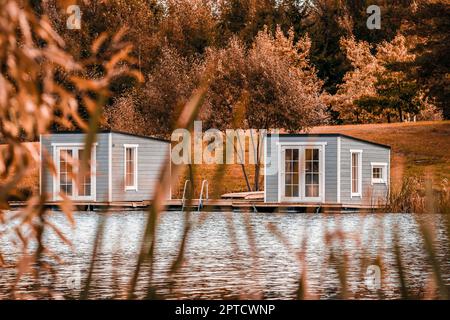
[40,133,109,201]
[110,132,169,202]
[265,135,338,203]
[340,137,390,206]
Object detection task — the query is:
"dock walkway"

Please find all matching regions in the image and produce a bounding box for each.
[8,199,379,213]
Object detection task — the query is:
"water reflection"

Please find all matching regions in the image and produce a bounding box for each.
[0,211,449,299]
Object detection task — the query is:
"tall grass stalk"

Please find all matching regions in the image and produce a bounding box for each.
[127,84,209,298]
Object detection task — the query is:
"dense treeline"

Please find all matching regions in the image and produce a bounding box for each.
[40,0,448,136]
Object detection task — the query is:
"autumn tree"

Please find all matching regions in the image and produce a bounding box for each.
[304,0,414,109]
[40,0,447,130]
[216,0,312,47]
[402,0,450,119]
[329,34,434,123]
[104,92,147,136]
[305,0,354,95]
[159,0,217,57]
[44,0,162,69]
[327,36,380,123]
[356,35,423,122]
[204,27,326,190]
[215,0,250,46]
[106,46,201,138]
[41,0,161,129]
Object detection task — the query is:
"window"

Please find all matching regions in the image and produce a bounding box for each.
[351,150,362,197]
[284,148,299,197]
[305,148,320,198]
[77,149,91,196]
[371,162,387,184]
[124,145,138,190]
[59,149,73,196]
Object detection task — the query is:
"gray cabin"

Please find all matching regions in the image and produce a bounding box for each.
[40,130,170,203]
[264,134,390,208]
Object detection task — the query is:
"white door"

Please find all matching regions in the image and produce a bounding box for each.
[303,147,323,202]
[281,147,301,201]
[55,146,95,201]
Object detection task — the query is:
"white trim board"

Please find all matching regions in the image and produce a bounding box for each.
[51,142,98,147]
[277,143,281,203]
[388,149,391,200]
[337,136,341,203]
[169,143,172,200]
[371,162,388,166]
[276,142,328,146]
[108,133,112,202]
[39,134,42,196]
[263,135,267,203]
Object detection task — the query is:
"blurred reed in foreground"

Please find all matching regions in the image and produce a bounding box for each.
[0,0,141,298]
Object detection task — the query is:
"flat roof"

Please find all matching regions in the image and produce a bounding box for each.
[266,133,391,149]
[47,129,170,143]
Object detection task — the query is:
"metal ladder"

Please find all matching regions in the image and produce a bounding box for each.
[181,179,208,212]
[181,179,191,212]
[197,180,209,212]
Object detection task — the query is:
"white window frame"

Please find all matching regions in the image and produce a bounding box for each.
[124,144,139,191]
[52,143,97,201]
[371,162,388,184]
[350,149,363,198]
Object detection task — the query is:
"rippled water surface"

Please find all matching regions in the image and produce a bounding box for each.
[0,211,449,299]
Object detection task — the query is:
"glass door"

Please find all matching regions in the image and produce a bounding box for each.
[303,147,322,201]
[76,149,92,198]
[56,146,94,200]
[59,149,73,196]
[281,148,300,201]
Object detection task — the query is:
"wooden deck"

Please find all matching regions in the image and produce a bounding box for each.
[8,199,380,212]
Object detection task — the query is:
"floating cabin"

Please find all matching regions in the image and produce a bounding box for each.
[263,133,391,209]
[40,130,170,206]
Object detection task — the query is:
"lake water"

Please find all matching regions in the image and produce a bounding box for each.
[0,211,449,299]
